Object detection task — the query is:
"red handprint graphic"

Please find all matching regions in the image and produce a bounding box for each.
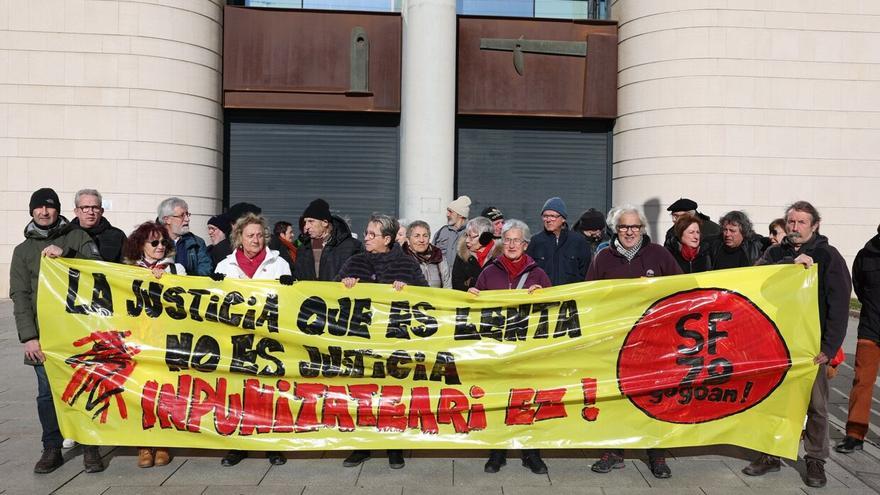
[61,330,140,423]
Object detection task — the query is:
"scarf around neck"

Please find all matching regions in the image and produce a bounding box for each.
[499,254,530,283]
[235,247,267,279]
[615,237,643,262]
[474,240,495,267]
[680,243,699,262]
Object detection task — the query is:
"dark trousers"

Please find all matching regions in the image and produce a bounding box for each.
[35,365,63,449]
[846,339,880,440]
[804,365,830,461]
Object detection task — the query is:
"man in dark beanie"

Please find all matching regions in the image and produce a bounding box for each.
[481,206,504,239]
[10,187,105,474]
[664,198,720,250]
[573,208,609,255]
[294,198,362,281]
[526,196,590,285]
[206,213,231,268]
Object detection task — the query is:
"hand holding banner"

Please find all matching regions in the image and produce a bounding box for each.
[38,258,819,458]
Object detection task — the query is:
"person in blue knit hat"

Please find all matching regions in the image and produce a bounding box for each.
[525,196,590,286]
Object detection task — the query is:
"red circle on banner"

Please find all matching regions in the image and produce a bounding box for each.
[617,288,791,424]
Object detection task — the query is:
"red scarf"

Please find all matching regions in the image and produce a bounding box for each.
[235,248,266,279]
[680,244,699,262]
[474,240,495,267]
[279,236,298,263]
[499,255,529,283]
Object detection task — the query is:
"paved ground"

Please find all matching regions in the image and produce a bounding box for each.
[1,300,879,495]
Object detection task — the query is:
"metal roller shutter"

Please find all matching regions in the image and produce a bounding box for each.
[457,123,610,233]
[227,112,400,237]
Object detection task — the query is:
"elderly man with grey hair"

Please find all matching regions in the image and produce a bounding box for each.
[70,188,127,262]
[586,204,681,479]
[706,210,768,270]
[157,197,212,275]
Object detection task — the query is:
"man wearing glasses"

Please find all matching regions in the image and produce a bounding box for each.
[526,196,590,286]
[157,197,212,276]
[70,189,127,263]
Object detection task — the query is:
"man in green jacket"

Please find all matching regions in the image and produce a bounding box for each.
[9,188,104,474]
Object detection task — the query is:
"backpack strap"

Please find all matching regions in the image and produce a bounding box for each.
[515,272,529,290]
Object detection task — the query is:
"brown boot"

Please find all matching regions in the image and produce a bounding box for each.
[153,448,171,467]
[137,447,154,468]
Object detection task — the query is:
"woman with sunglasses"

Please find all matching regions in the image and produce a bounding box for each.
[121,222,184,468]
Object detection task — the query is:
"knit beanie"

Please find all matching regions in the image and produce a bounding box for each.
[541,197,568,219]
[447,195,472,218]
[208,213,232,236]
[303,198,332,222]
[30,188,61,212]
[481,206,504,222]
[578,208,605,230]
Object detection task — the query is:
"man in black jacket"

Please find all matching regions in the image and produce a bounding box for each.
[706,210,767,269]
[70,188,127,262]
[526,196,590,285]
[294,198,363,281]
[743,201,851,488]
[835,226,880,454]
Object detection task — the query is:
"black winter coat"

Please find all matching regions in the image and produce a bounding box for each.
[71,217,127,262]
[294,216,363,281]
[336,243,428,286]
[853,234,880,342]
[758,234,852,357]
[667,237,713,274]
[705,234,767,269]
[526,226,591,286]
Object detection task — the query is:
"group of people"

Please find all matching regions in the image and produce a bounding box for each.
[9,186,879,490]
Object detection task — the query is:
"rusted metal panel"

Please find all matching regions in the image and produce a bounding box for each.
[458,17,617,119]
[223,6,401,112]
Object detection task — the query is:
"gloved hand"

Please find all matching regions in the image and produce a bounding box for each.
[210,272,225,282]
[279,275,295,286]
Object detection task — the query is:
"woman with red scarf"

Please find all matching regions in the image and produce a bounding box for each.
[213,213,291,468]
[667,213,712,273]
[121,222,184,468]
[467,219,551,476]
[452,216,502,290]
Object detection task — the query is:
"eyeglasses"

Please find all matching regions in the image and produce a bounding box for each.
[168,212,191,220]
[617,224,643,232]
[76,205,102,213]
[148,239,172,248]
[364,231,381,240]
[502,238,525,246]
[542,214,562,220]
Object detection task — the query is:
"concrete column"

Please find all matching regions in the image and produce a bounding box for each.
[398,0,457,231]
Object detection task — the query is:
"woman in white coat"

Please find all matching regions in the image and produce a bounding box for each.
[213,213,291,467]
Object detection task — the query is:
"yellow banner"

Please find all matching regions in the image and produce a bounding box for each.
[37,258,819,458]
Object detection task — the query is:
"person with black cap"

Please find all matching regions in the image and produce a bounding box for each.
[206,213,231,268]
[481,206,504,239]
[526,197,591,286]
[10,187,105,474]
[573,208,609,255]
[293,198,363,281]
[663,198,720,250]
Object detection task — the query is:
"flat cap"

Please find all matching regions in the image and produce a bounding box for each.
[667,198,698,212]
